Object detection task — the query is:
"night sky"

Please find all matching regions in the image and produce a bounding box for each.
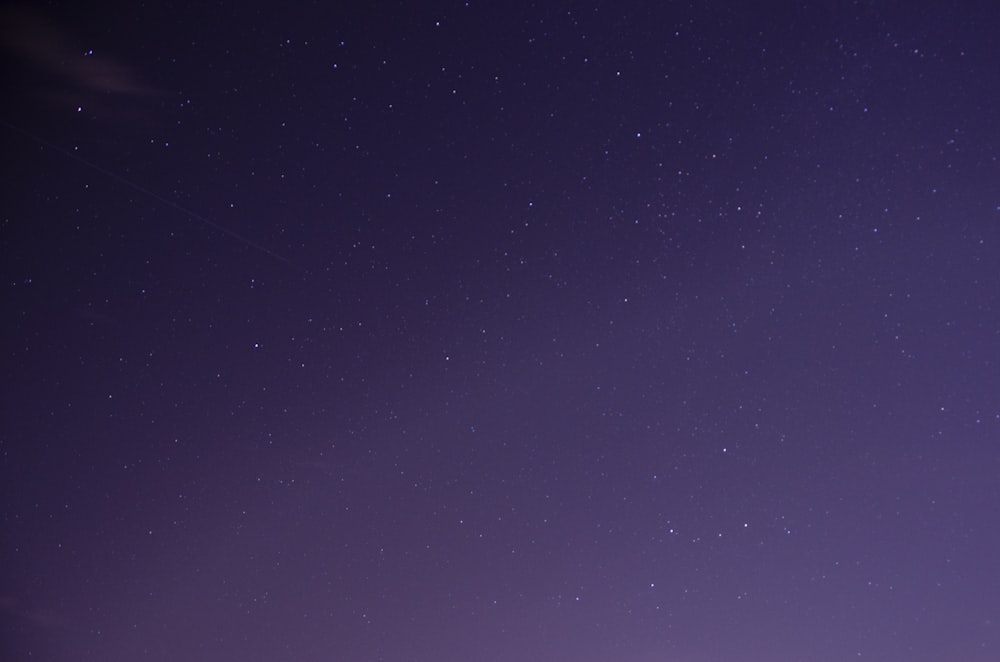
[2,1,999,660]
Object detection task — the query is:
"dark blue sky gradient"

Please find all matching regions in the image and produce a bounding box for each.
[2,2,999,660]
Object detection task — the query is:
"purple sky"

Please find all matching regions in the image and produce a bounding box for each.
[2,2,999,660]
